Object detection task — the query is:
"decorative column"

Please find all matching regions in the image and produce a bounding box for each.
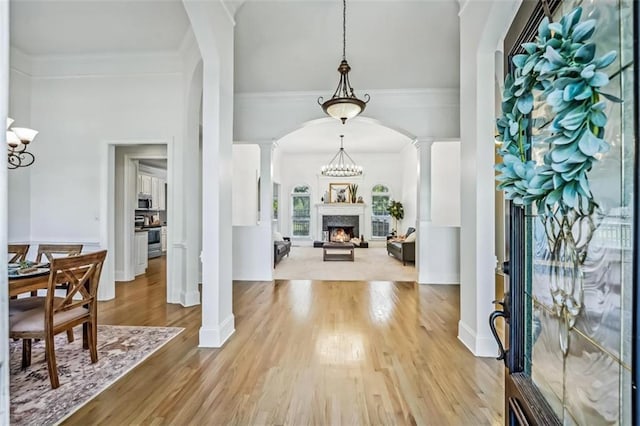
[183,0,235,347]
[458,0,520,357]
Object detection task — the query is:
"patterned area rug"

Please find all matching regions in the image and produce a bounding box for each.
[10,325,184,425]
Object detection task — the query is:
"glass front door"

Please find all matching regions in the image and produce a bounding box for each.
[496,1,637,424]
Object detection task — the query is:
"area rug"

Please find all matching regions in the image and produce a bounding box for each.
[274,245,418,282]
[9,324,184,425]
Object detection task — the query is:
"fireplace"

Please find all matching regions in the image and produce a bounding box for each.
[316,203,365,242]
[328,226,354,242]
[322,215,359,241]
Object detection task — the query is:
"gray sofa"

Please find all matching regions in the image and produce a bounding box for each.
[274,237,291,267]
[386,227,416,265]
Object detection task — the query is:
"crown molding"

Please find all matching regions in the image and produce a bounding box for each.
[9,46,183,78]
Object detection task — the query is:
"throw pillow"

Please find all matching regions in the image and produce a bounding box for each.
[273,231,284,242]
[404,232,416,243]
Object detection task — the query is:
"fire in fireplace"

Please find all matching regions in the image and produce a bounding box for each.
[329,226,354,242]
[323,215,359,242]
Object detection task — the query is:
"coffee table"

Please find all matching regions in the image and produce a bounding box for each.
[322,242,355,261]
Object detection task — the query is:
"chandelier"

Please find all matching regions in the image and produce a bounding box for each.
[6,118,38,169]
[321,135,363,177]
[317,0,369,124]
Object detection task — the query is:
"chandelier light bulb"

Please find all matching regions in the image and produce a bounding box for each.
[320,134,363,177]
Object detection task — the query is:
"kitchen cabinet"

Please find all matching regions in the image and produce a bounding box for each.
[151,177,166,210]
[139,174,152,196]
[161,226,167,252]
[157,179,166,210]
[135,231,148,276]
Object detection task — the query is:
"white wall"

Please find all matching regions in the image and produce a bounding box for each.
[431,141,461,227]
[276,151,405,241]
[400,143,418,232]
[25,72,181,243]
[232,144,260,226]
[7,68,31,242]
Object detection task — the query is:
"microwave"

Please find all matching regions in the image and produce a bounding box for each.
[138,196,152,209]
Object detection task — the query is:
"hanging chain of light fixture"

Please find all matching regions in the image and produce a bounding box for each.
[317,0,370,124]
[321,134,363,177]
[6,118,38,169]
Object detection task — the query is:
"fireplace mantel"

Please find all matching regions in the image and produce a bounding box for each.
[316,203,366,240]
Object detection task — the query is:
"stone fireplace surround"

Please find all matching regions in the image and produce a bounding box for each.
[316,203,365,241]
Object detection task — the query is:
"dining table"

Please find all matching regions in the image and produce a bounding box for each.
[8,265,91,349]
[8,265,50,297]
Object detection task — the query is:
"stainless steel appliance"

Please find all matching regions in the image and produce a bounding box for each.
[147,227,162,258]
[138,195,152,209]
[134,215,145,227]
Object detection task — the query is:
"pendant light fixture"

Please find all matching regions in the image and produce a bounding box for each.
[321,135,363,177]
[318,0,369,124]
[6,117,38,169]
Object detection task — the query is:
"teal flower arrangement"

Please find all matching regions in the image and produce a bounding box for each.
[495,6,620,214]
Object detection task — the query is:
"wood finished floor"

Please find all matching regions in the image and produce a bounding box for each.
[64,257,504,425]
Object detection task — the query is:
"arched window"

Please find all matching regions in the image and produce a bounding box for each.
[371,184,390,238]
[291,185,311,237]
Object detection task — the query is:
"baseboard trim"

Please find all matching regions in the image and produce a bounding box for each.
[181,289,201,307]
[457,320,498,358]
[418,273,460,285]
[199,314,235,348]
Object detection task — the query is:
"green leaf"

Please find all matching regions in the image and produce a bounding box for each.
[580,64,596,79]
[595,50,617,68]
[522,42,538,55]
[571,19,596,42]
[574,85,593,101]
[590,110,607,127]
[517,93,534,114]
[509,121,519,137]
[544,46,565,66]
[599,92,623,103]
[548,23,564,37]
[550,143,578,163]
[563,183,578,208]
[578,129,601,156]
[563,82,587,101]
[546,188,563,205]
[588,72,609,87]
[574,43,596,63]
[568,7,583,29]
[538,17,551,39]
[558,109,587,130]
[512,54,528,68]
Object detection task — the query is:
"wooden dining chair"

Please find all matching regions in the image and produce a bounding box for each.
[8,244,29,263]
[31,244,83,298]
[9,250,107,389]
[35,243,83,264]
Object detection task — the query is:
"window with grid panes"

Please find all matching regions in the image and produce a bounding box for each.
[291,185,311,237]
[371,184,390,238]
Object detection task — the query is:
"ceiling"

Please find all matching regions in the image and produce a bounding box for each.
[234,1,461,93]
[10,0,190,55]
[277,117,413,154]
[8,0,459,155]
[139,159,167,170]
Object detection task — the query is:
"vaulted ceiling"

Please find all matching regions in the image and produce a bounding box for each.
[9,0,460,154]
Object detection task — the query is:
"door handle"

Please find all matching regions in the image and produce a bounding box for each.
[489,305,508,363]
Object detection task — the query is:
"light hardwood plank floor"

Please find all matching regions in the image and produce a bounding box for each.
[64,257,504,425]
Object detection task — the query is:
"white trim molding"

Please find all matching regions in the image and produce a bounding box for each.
[199,314,236,348]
